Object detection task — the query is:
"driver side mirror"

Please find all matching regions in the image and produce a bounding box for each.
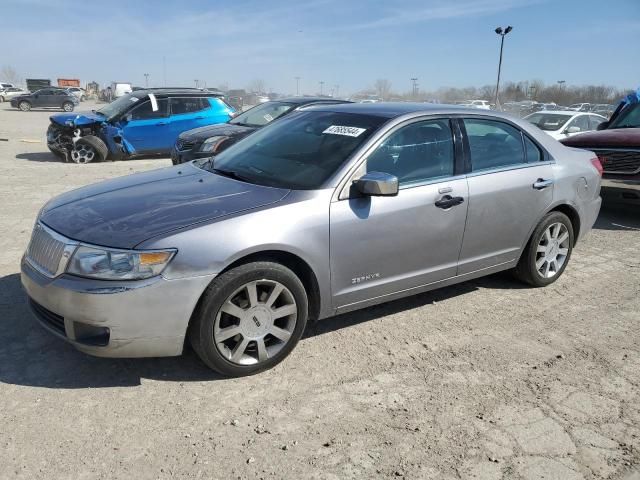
[596,121,609,131]
[565,126,581,134]
[353,172,399,197]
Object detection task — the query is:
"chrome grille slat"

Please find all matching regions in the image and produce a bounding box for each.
[592,149,640,175]
[26,223,66,276]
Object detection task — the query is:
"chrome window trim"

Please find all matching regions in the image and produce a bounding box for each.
[465,160,555,178]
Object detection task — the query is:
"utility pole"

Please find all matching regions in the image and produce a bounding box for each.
[410,78,418,99]
[295,76,301,96]
[144,73,149,88]
[494,26,513,109]
[194,79,199,88]
[319,81,325,96]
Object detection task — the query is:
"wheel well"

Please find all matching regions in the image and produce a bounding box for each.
[549,204,581,244]
[219,250,322,321]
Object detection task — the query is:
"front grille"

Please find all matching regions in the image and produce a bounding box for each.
[176,139,195,151]
[592,149,640,175]
[26,223,66,277]
[29,299,66,335]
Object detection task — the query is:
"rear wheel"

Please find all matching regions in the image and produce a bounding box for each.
[70,135,108,163]
[62,102,74,112]
[19,101,31,111]
[189,261,308,377]
[514,211,574,287]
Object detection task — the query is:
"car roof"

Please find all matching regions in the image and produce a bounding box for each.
[277,96,352,105]
[533,110,598,116]
[302,102,488,118]
[130,88,224,98]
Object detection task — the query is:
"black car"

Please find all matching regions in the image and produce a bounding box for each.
[171,97,351,164]
[10,88,79,112]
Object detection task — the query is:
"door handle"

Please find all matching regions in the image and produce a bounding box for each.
[435,195,465,209]
[533,178,553,190]
[157,122,168,126]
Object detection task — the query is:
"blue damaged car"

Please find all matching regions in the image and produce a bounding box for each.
[46,89,234,163]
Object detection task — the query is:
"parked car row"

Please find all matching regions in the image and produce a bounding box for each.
[46,89,235,162]
[524,110,607,140]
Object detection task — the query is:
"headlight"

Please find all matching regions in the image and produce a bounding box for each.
[199,136,228,153]
[67,246,176,280]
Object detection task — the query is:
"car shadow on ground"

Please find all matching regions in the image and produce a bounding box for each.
[0,271,491,390]
[15,152,61,163]
[594,203,640,231]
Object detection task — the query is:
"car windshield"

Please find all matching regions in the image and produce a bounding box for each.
[204,110,386,189]
[525,113,573,131]
[230,101,296,127]
[97,94,141,119]
[608,103,640,129]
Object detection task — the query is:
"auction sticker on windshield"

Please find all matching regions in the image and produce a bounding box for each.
[323,125,367,137]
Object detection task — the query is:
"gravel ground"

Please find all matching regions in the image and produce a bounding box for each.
[0,101,638,480]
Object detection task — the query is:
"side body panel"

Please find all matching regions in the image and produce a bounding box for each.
[458,164,554,274]
[329,178,468,309]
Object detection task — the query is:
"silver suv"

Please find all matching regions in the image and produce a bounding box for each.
[21,103,602,376]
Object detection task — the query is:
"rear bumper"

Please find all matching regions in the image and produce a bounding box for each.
[21,257,215,358]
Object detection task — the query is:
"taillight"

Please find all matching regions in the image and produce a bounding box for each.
[591,157,603,176]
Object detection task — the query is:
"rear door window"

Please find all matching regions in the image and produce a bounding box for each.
[463,119,525,171]
[169,97,207,115]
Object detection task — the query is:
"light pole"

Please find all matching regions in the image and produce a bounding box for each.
[295,76,301,96]
[194,79,199,88]
[494,25,513,109]
[144,73,149,88]
[410,78,418,99]
[557,80,566,90]
[319,81,325,96]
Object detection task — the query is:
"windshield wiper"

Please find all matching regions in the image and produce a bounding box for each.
[211,168,253,183]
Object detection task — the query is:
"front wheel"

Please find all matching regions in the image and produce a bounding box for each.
[62,102,74,112]
[514,211,574,287]
[19,101,31,111]
[70,135,108,163]
[189,261,309,377]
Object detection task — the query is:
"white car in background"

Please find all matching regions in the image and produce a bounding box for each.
[468,99,491,110]
[65,87,86,101]
[0,86,28,102]
[524,110,607,140]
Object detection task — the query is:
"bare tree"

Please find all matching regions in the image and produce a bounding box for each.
[247,79,266,94]
[1,65,22,85]
[374,79,392,100]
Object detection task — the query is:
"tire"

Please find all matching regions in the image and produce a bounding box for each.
[189,261,309,377]
[19,101,31,111]
[62,102,74,112]
[71,135,108,163]
[514,211,574,287]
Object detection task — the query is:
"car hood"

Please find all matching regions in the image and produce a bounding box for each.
[40,164,289,249]
[560,128,640,148]
[179,123,256,142]
[50,111,106,127]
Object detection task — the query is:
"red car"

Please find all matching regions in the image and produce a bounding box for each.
[561,94,640,204]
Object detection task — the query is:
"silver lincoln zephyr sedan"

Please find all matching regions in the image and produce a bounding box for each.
[21,103,602,377]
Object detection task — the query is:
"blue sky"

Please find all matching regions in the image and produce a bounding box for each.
[1,0,638,95]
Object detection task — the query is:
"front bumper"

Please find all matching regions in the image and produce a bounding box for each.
[21,257,215,358]
[170,146,208,165]
[601,173,640,204]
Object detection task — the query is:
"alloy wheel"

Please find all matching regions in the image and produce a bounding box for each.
[535,222,570,278]
[70,143,96,163]
[214,280,297,366]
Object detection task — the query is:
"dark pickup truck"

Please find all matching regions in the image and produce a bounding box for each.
[561,90,640,204]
